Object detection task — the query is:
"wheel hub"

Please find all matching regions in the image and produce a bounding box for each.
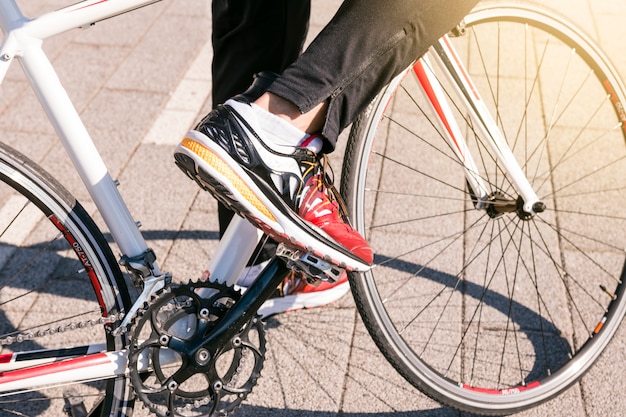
[486,192,544,220]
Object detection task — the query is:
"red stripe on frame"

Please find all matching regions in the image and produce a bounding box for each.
[0,353,110,385]
[413,61,465,160]
[0,353,14,364]
[74,0,111,11]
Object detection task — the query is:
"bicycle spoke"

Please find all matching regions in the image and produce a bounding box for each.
[345,5,626,413]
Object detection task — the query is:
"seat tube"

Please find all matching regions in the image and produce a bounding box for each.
[204,216,264,287]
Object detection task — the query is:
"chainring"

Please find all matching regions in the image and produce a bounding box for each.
[128,280,266,417]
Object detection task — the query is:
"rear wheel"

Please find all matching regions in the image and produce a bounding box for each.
[0,143,133,416]
[343,3,626,414]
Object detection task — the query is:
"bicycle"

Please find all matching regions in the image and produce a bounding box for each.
[0,0,624,416]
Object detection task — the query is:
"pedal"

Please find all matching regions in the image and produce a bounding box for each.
[276,243,345,283]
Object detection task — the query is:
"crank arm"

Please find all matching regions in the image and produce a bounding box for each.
[169,257,289,359]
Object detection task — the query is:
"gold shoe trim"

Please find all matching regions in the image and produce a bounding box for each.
[181,137,276,222]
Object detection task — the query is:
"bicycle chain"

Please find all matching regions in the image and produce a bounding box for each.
[0,313,123,347]
[128,280,266,417]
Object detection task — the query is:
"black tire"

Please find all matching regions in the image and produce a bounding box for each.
[0,142,134,416]
[343,2,626,414]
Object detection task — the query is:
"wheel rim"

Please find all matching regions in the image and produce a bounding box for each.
[349,4,626,411]
[0,151,131,417]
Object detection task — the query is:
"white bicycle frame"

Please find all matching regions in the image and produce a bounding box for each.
[0,0,262,394]
[0,0,541,397]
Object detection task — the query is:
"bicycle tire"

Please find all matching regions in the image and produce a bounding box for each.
[0,142,134,416]
[343,2,626,414]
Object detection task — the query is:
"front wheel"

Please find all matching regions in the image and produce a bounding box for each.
[0,143,134,416]
[343,2,626,415]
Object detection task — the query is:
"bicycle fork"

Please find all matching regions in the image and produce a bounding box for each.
[415,35,545,217]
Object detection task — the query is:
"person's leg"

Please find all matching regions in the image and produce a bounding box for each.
[208,0,351,315]
[211,0,310,238]
[176,0,479,271]
[264,0,479,149]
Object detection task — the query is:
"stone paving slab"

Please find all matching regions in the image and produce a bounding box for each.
[2,1,626,416]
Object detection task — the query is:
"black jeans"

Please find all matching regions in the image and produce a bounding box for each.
[267,0,477,150]
[211,0,311,108]
[211,0,478,242]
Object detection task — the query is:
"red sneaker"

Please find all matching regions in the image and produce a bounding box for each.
[298,167,373,264]
[253,271,350,317]
[174,98,372,271]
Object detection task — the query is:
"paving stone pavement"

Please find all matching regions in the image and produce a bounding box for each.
[2,1,626,416]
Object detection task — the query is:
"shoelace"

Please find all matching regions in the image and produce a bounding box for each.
[315,154,352,225]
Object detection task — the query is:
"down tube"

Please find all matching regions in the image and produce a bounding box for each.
[17,30,153,262]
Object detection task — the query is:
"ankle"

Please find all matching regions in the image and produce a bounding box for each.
[254,92,327,134]
[254,92,299,120]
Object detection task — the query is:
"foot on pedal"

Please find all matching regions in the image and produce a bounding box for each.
[174,96,373,272]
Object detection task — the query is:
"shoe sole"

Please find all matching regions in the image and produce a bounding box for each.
[175,131,371,272]
[256,280,350,318]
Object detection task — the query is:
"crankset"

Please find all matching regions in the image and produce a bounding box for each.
[128,280,266,417]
